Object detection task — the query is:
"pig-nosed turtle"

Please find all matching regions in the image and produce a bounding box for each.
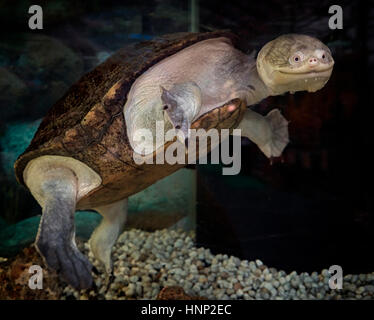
[14,31,334,289]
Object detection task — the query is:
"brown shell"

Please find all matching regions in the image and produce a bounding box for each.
[14,31,246,209]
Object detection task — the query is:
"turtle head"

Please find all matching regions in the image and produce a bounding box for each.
[256,34,334,95]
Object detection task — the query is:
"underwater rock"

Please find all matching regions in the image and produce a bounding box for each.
[0,119,42,179]
[0,67,29,122]
[16,34,83,85]
[60,228,374,300]
[0,119,44,224]
[0,215,40,256]
[2,228,374,300]
[157,286,206,300]
[0,246,63,300]
[11,34,83,117]
[0,67,28,97]
[0,173,41,226]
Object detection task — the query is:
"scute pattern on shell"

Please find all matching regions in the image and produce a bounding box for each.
[14,31,245,209]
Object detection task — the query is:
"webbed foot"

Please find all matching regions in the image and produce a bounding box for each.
[259,109,290,159]
[36,237,93,289]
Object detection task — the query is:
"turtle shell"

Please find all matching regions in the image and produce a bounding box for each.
[14,31,247,209]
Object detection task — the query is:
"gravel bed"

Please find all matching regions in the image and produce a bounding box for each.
[62,228,374,300]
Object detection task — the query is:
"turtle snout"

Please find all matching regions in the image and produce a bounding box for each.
[308,56,318,67]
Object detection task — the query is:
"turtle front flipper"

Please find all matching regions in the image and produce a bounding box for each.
[161,81,202,145]
[235,108,289,159]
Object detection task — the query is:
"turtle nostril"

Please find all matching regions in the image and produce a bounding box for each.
[308,57,318,65]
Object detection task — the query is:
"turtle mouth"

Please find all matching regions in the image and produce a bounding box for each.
[269,66,333,93]
[278,66,333,77]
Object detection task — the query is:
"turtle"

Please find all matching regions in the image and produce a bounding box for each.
[14,30,334,290]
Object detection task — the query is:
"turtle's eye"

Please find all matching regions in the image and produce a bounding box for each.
[289,51,305,65]
[315,49,329,62]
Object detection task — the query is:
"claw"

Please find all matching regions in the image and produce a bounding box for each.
[36,238,93,289]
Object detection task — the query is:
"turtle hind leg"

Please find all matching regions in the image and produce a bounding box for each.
[33,167,93,289]
[90,198,128,273]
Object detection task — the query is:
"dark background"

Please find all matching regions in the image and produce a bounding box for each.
[0,0,373,273]
[196,0,374,274]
